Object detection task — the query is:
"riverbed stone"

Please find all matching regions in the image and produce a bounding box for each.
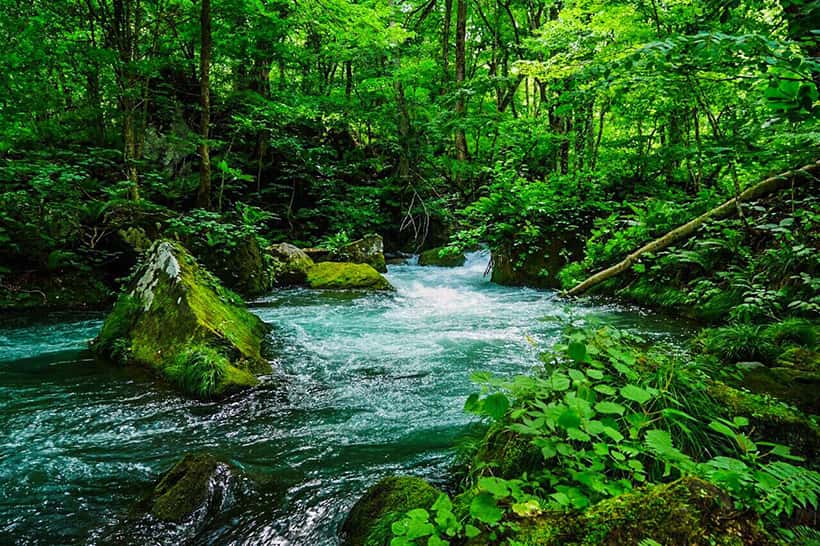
[343,476,442,546]
[306,262,392,290]
[190,234,274,298]
[269,242,314,286]
[418,246,466,267]
[92,240,270,399]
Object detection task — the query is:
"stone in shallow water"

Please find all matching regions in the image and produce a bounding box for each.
[269,242,314,286]
[418,247,466,267]
[306,262,393,290]
[92,240,270,399]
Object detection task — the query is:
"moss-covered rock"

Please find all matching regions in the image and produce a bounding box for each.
[269,243,314,286]
[142,453,237,522]
[739,365,820,415]
[306,262,393,290]
[191,234,274,298]
[329,234,387,272]
[505,477,771,545]
[92,240,271,399]
[342,476,442,546]
[708,380,819,460]
[469,425,542,480]
[491,234,582,289]
[418,247,466,267]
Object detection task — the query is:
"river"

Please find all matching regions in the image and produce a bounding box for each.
[0,251,689,545]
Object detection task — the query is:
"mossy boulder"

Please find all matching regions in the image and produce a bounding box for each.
[306,262,393,290]
[418,247,466,267]
[329,234,387,272]
[503,477,771,545]
[739,365,820,415]
[269,243,314,286]
[491,234,583,289]
[708,380,819,460]
[190,234,273,298]
[140,453,242,523]
[92,240,271,399]
[342,476,442,546]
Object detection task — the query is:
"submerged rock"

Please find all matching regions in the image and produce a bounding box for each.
[269,243,314,286]
[140,453,243,523]
[306,262,392,290]
[505,477,772,545]
[342,476,442,546]
[418,247,466,267]
[92,240,271,399]
[100,453,250,545]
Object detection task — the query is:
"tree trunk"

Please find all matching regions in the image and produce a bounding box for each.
[442,0,452,83]
[566,161,820,296]
[454,0,467,161]
[196,0,212,210]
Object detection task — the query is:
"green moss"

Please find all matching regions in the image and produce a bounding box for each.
[469,425,541,480]
[189,234,274,297]
[328,234,387,273]
[708,380,819,460]
[92,240,270,399]
[142,453,223,522]
[764,318,817,349]
[307,262,393,290]
[165,345,258,399]
[418,247,466,267]
[510,477,771,546]
[269,243,315,286]
[342,476,441,546]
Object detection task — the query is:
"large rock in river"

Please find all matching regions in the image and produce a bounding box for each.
[307,262,392,290]
[491,233,583,289]
[342,476,442,546]
[418,246,466,267]
[269,242,314,286]
[92,240,271,399]
[304,234,387,272]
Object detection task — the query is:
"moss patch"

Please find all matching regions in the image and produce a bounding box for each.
[509,477,772,545]
[343,476,441,546]
[418,247,466,267]
[269,242,314,286]
[92,240,270,399]
[307,262,392,290]
[329,234,387,272]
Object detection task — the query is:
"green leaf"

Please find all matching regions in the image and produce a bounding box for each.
[470,493,504,525]
[464,525,481,538]
[482,393,510,420]
[620,384,652,404]
[595,401,626,415]
[557,409,582,429]
[568,342,587,362]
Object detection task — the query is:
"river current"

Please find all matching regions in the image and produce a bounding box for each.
[0,252,688,545]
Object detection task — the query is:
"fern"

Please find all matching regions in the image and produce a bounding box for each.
[757,461,820,518]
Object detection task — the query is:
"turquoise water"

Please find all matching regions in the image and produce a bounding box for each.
[0,252,689,545]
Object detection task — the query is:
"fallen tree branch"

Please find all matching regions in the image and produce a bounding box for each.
[565,160,819,297]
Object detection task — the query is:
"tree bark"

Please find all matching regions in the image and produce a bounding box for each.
[454,0,467,161]
[442,0,452,83]
[565,161,820,296]
[196,0,212,210]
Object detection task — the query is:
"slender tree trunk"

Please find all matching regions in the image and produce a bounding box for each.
[566,161,820,296]
[442,0,452,83]
[196,0,212,209]
[113,0,140,201]
[454,0,467,161]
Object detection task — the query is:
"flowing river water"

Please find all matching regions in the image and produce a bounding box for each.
[0,252,690,545]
